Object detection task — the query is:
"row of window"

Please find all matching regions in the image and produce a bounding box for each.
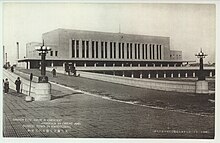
[71,40,163,60]
[50,51,58,57]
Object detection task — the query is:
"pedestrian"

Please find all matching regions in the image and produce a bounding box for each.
[15,77,21,93]
[52,68,56,77]
[11,66,14,72]
[4,78,9,94]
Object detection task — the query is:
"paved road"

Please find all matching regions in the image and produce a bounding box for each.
[3,68,215,138]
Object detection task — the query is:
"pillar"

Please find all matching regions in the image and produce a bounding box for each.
[153,63,155,67]
[113,63,115,67]
[178,73,181,78]
[174,64,176,67]
[210,72,212,77]
[130,63,132,67]
[74,63,76,67]
[131,72,134,78]
[185,73,188,78]
[79,39,82,58]
[104,63,106,67]
[146,64,148,67]
[27,61,30,69]
[160,64,163,67]
[94,63,96,67]
[156,73,158,78]
[51,62,54,67]
[164,73,166,78]
[113,71,115,76]
[193,72,196,77]
[167,64,169,67]
[138,64,140,67]
[122,63,124,67]
[122,71,125,77]
[89,40,92,58]
[148,73,151,78]
[171,73,173,78]
[84,63,87,67]
[140,73,142,78]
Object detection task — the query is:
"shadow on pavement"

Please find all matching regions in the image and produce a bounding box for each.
[51,92,82,100]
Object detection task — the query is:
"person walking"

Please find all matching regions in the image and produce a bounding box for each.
[4,78,9,94]
[52,68,56,77]
[15,77,21,93]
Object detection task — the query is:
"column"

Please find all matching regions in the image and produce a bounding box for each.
[122,63,124,67]
[156,73,158,78]
[132,43,135,60]
[140,73,142,78]
[210,72,212,77]
[113,63,115,67]
[148,73,151,78]
[27,61,30,69]
[74,63,76,67]
[185,73,188,78]
[178,73,181,78]
[104,63,106,67]
[98,41,101,59]
[138,64,140,67]
[174,64,176,67]
[122,71,125,77]
[171,73,174,78]
[94,63,96,67]
[167,64,169,67]
[84,63,87,67]
[153,63,155,67]
[107,42,110,59]
[113,71,115,76]
[160,64,163,67]
[130,63,132,67]
[154,44,157,60]
[51,62,54,67]
[124,43,127,60]
[79,39,82,58]
[69,39,72,58]
[164,73,166,78]
[131,72,134,78]
[146,64,148,67]
[89,40,92,58]
[193,72,196,77]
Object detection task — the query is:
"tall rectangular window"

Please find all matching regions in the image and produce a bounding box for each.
[92,41,95,58]
[76,40,79,58]
[153,44,155,59]
[86,41,89,58]
[149,44,152,59]
[55,51,58,56]
[160,45,162,60]
[138,44,140,59]
[50,51,53,56]
[96,41,98,58]
[110,42,112,59]
[119,43,121,59]
[105,42,107,58]
[142,44,144,59]
[82,40,85,58]
[127,43,129,59]
[114,42,116,59]
[101,42,104,58]
[145,44,148,59]
[72,40,75,58]
[122,43,124,59]
[134,43,137,59]
[130,43,132,59]
[156,45,159,60]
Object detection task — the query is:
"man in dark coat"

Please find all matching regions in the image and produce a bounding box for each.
[15,77,21,93]
[4,78,9,94]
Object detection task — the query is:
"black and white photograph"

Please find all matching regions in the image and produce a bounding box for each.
[1,1,219,143]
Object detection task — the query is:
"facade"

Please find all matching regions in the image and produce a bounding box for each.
[21,28,185,68]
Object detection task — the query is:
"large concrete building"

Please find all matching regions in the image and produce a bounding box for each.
[21,28,184,69]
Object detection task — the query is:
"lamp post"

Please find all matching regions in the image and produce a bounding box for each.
[195,49,207,80]
[35,40,51,83]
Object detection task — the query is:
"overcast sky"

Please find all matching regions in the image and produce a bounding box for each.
[3,3,216,64]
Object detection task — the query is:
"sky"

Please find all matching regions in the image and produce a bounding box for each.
[2,2,216,64]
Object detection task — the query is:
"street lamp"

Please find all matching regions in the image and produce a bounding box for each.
[35,40,51,83]
[195,49,207,80]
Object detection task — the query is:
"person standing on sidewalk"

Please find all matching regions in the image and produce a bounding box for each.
[4,78,9,94]
[15,77,21,93]
[52,68,56,77]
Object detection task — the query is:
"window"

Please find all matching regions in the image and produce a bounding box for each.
[55,51,58,56]
[72,40,75,58]
[156,45,159,60]
[110,42,112,59]
[114,42,116,59]
[86,41,89,58]
[50,51,53,56]
[130,43,132,59]
[105,42,107,58]
[149,44,152,59]
[119,43,121,59]
[92,41,95,58]
[101,42,104,58]
[134,44,137,59]
[145,44,148,59]
[122,43,124,59]
[159,45,162,59]
[138,44,140,59]
[96,41,98,58]
[127,43,129,59]
[152,44,155,59]
[142,44,144,59]
[76,40,79,58]
[82,40,85,58]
